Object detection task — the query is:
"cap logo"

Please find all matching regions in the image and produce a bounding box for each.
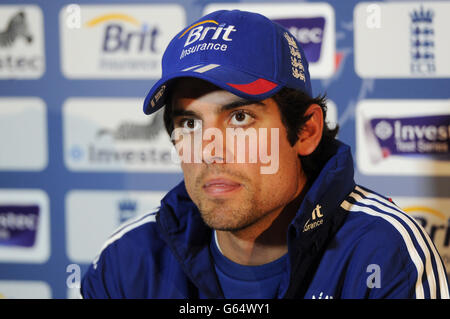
[180,20,237,47]
[150,85,166,108]
[179,20,236,59]
[284,32,306,82]
[178,20,219,39]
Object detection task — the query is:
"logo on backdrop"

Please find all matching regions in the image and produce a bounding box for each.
[87,13,160,71]
[96,110,164,141]
[369,115,449,161]
[403,205,450,272]
[66,191,164,263]
[0,11,33,47]
[117,199,138,225]
[0,190,49,263]
[0,6,44,78]
[356,99,450,176]
[60,5,185,78]
[0,205,39,247]
[273,17,325,64]
[64,98,179,172]
[410,6,435,75]
[354,2,450,78]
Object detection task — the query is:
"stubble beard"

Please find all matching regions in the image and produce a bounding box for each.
[196,194,262,232]
[189,167,267,232]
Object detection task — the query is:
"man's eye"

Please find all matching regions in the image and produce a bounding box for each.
[230,111,254,126]
[181,118,201,131]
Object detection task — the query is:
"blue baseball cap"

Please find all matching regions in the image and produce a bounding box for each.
[143,9,312,115]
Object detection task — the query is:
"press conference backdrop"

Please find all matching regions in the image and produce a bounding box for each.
[0,0,449,299]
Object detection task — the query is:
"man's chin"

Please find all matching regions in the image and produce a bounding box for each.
[199,209,256,232]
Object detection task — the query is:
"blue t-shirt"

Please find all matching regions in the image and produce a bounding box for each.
[210,231,288,299]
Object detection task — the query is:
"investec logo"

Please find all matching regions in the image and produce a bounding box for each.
[63,98,180,172]
[0,189,49,263]
[356,100,450,176]
[0,5,45,78]
[179,20,236,59]
[371,116,449,159]
[0,205,39,248]
[272,17,325,64]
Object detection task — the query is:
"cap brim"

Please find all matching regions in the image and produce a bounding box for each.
[143,64,283,115]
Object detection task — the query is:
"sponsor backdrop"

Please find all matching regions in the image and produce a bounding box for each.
[0,0,448,299]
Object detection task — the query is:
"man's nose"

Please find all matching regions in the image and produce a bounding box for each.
[200,123,233,165]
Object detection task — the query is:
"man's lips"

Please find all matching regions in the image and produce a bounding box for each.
[202,178,242,195]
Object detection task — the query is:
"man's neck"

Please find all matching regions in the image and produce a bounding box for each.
[215,186,307,266]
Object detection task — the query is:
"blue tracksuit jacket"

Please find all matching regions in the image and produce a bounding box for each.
[81,141,449,299]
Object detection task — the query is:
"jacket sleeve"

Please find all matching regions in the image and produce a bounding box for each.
[80,241,124,299]
[340,217,449,299]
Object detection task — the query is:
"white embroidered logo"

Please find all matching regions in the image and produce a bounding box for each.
[312,292,333,299]
[284,32,306,82]
[303,204,324,232]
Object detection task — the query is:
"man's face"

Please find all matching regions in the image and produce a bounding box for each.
[171,78,306,232]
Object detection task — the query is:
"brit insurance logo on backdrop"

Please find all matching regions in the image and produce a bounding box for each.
[354,2,450,78]
[63,98,180,172]
[203,3,335,78]
[356,99,450,176]
[0,190,50,263]
[0,5,45,78]
[0,98,48,171]
[393,197,450,276]
[65,190,165,263]
[59,4,185,78]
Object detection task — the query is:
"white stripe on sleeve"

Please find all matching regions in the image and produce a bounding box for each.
[92,213,157,269]
[341,199,426,298]
[354,186,449,299]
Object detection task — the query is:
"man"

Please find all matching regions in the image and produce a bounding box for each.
[81,10,449,299]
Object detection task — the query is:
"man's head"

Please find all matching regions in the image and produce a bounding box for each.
[167,77,326,231]
[143,10,338,231]
[143,9,312,115]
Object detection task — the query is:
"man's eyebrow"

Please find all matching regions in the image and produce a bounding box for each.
[171,108,199,119]
[220,99,265,112]
[171,100,265,119]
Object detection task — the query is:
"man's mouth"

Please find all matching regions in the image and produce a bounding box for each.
[202,178,242,196]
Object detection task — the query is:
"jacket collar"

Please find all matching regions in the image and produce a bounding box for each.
[156,181,223,298]
[156,140,355,298]
[283,139,355,298]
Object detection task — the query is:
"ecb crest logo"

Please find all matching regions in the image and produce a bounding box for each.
[410,6,435,75]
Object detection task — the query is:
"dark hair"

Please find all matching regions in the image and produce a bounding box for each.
[163,86,339,182]
[271,88,339,181]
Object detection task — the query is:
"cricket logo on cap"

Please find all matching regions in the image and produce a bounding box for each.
[284,32,306,82]
[178,19,236,59]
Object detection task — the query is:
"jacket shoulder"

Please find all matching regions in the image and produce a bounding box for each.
[335,185,449,298]
[80,212,168,298]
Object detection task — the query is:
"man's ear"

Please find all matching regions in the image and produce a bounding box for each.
[293,104,324,156]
